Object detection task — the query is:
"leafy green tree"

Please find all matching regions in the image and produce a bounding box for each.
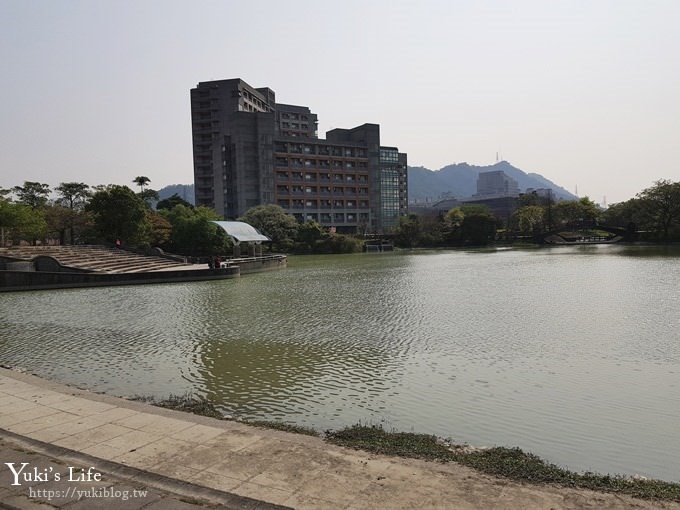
[290,221,363,254]
[55,182,90,209]
[514,205,546,235]
[601,199,643,227]
[394,213,421,248]
[636,179,680,241]
[459,205,496,245]
[0,202,48,245]
[54,182,91,244]
[44,205,71,245]
[140,188,159,205]
[238,204,299,251]
[13,181,51,209]
[160,205,230,256]
[157,193,193,211]
[0,197,16,245]
[552,197,600,229]
[85,185,150,245]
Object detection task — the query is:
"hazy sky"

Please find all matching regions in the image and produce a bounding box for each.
[2,0,679,205]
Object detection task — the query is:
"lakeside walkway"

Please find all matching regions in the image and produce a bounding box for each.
[0,368,677,509]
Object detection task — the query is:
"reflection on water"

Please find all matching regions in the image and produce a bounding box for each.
[1,245,680,481]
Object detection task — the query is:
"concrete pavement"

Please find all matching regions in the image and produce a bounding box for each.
[0,367,677,509]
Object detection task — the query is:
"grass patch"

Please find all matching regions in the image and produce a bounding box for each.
[325,424,451,462]
[242,419,319,437]
[131,394,318,436]
[132,393,224,420]
[326,424,680,503]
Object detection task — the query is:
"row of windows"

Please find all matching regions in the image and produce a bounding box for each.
[280,122,310,130]
[289,212,369,224]
[276,171,368,182]
[380,149,399,163]
[275,158,367,169]
[278,198,369,208]
[280,112,310,121]
[276,185,368,195]
[275,143,367,158]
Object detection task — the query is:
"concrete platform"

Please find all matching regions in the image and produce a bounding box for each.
[0,368,676,509]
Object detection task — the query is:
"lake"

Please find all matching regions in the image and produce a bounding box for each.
[1,244,679,481]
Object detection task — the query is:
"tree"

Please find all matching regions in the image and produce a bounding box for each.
[12,181,51,209]
[601,198,644,231]
[552,197,600,229]
[55,182,90,210]
[459,205,496,245]
[156,193,193,211]
[133,176,151,194]
[394,214,421,248]
[0,202,47,245]
[147,211,172,247]
[55,182,91,244]
[238,204,299,251]
[140,188,159,205]
[85,185,150,245]
[160,205,230,256]
[636,179,680,241]
[44,205,72,245]
[513,205,546,235]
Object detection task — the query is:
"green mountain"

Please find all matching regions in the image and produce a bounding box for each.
[157,184,195,205]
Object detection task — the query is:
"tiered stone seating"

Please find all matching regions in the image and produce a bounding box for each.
[0,245,193,273]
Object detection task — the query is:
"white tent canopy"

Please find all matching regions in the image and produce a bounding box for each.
[211,221,270,244]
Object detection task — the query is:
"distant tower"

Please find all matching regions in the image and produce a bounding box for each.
[575,184,578,197]
[603,196,607,208]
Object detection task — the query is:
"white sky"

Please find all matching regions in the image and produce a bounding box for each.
[1,0,679,205]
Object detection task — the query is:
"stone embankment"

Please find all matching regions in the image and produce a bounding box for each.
[1,368,677,509]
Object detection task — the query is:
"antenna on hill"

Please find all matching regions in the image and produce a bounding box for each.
[496,152,499,163]
[575,184,578,197]
[603,195,607,208]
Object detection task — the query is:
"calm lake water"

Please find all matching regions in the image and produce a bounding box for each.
[1,245,679,481]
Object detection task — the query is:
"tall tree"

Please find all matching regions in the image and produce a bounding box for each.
[133,176,151,195]
[160,205,230,256]
[394,213,421,248]
[86,185,150,245]
[12,181,51,209]
[637,179,680,241]
[238,204,299,251]
[55,182,90,210]
[157,193,193,211]
[55,182,91,244]
[514,205,546,235]
[459,205,497,245]
[0,202,47,245]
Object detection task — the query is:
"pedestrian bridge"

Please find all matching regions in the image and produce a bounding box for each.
[541,225,636,244]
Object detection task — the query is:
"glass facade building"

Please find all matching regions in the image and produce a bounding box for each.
[379,148,408,232]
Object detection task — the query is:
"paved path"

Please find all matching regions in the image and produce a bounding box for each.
[0,368,677,509]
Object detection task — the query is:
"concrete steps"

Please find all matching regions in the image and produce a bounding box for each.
[0,245,192,274]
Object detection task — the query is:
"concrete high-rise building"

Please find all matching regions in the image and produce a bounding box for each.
[190,78,407,234]
[474,170,520,198]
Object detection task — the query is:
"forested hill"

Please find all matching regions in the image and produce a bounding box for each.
[408,161,577,202]
[157,184,195,205]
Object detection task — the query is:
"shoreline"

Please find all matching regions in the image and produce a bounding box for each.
[2,365,679,507]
